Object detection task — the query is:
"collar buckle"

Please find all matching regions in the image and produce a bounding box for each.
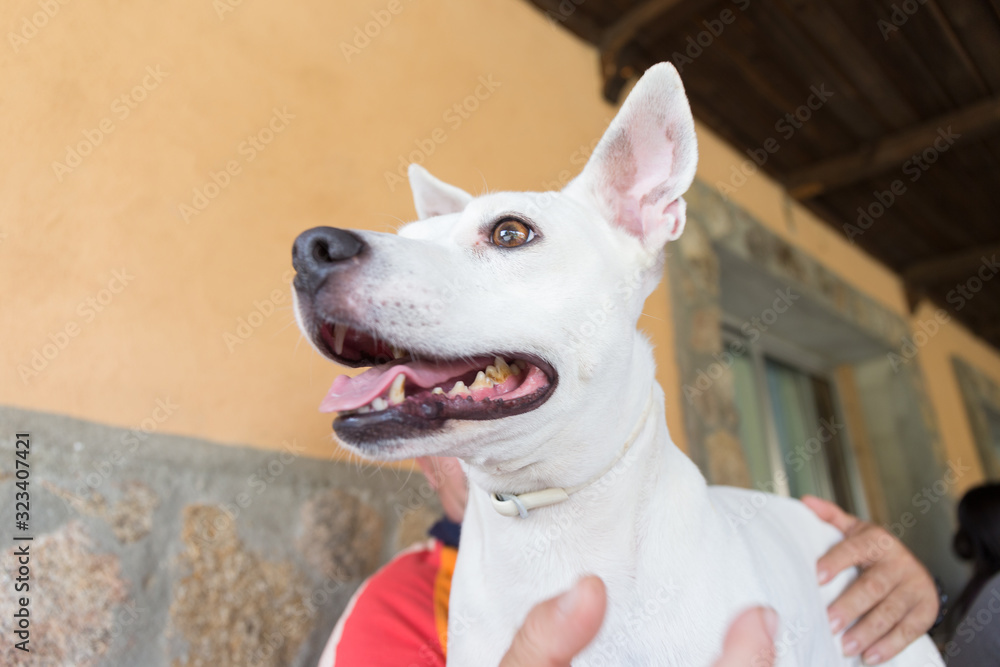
[491,488,571,518]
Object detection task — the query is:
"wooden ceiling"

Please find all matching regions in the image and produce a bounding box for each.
[526,0,1000,351]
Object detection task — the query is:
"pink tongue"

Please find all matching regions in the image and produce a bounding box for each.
[320,357,491,413]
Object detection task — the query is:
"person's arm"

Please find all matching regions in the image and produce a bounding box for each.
[500,576,777,667]
[802,496,940,665]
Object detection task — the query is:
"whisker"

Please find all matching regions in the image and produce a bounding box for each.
[271,316,301,338]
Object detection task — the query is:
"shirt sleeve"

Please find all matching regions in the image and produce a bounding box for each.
[944,572,1000,667]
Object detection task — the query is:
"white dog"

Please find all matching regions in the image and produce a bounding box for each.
[292,63,944,666]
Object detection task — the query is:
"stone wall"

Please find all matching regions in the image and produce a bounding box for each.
[0,406,441,666]
[670,180,965,595]
[670,179,935,484]
[952,357,1000,478]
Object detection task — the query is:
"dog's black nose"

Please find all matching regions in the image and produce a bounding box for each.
[292,226,365,294]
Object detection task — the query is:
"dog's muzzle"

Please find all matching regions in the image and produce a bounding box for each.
[292,226,366,295]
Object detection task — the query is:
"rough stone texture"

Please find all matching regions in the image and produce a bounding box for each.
[0,407,441,667]
[953,357,1000,478]
[673,179,962,597]
[705,429,752,489]
[168,506,310,667]
[0,521,129,666]
[694,180,911,352]
[394,506,439,552]
[42,480,159,543]
[676,220,719,298]
[297,489,384,581]
[670,179,943,485]
[689,306,722,354]
[668,182,747,481]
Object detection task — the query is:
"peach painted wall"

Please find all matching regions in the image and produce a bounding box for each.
[3,0,998,483]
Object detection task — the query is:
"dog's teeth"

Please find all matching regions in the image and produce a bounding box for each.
[357,406,371,414]
[392,346,406,359]
[448,381,470,397]
[372,397,388,411]
[471,371,494,391]
[333,324,348,356]
[486,357,511,383]
[509,360,522,375]
[388,374,406,405]
[432,387,445,395]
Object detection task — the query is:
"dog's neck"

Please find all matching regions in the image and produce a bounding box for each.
[463,335,680,501]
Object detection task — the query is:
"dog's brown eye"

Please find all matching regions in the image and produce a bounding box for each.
[491,219,534,248]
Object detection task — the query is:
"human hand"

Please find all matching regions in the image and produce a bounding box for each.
[499,575,776,667]
[713,607,778,667]
[803,495,939,664]
[499,576,607,667]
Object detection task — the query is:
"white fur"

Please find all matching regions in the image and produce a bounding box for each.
[302,64,944,666]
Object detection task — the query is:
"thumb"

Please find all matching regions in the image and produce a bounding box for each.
[713,607,778,667]
[500,576,607,667]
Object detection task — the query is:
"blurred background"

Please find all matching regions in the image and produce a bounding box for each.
[1,0,999,664]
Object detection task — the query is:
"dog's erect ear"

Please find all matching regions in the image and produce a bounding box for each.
[408,164,473,220]
[566,63,697,249]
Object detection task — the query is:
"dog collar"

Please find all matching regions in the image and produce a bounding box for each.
[490,392,655,518]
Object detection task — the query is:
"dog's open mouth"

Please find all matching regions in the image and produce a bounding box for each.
[313,322,557,442]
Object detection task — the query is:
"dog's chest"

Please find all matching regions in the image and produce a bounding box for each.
[446,488,762,666]
[447,547,756,666]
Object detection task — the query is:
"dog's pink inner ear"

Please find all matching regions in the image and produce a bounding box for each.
[574,63,697,248]
[602,125,686,241]
[597,117,692,247]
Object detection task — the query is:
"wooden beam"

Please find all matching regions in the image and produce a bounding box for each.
[902,243,1000,288]
[597,0,716,103]
[774,0,918,131]
[785,95,1000,199]
[925,0,991,96]
[974,321,1000,340]
[524,0,605,44]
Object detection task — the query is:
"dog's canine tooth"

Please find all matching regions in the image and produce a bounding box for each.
[487,357,511,383]
[392,346,406,359]
[388,374,406,405]
[333,324,348,355]
[471,371,494,391]
[448,381,470,397]
[372,397,388,411]
[432,387,445,395]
